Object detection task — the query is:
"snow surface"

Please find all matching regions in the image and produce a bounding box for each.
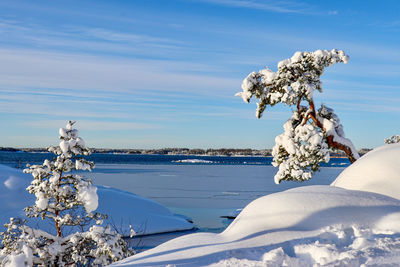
[332,143,400,200]
[111,144,400,266]
[0,165,194,236]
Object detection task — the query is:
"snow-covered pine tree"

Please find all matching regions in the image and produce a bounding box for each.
[384,135,400,144]
[236,49,360,184]
[0,121,133,266]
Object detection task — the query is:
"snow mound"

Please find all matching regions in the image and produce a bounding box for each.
[332,143,400,199]
[0,165,194,236]
[3,175,26,191]
[110,185,400,266]
[97,186,194,235]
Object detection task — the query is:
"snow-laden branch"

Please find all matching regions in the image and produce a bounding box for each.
[236,49,359,183]
[236,49,349,118]
[384,134,400,144]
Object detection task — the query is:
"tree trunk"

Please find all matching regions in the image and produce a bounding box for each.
[304,99,359,164]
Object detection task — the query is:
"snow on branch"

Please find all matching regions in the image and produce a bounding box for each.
[236,49,349,118]
[237,50,359,183]
[272,110,330,183]
[384,134,400,144]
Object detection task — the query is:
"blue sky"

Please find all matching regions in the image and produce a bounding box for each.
[0,0,399,149]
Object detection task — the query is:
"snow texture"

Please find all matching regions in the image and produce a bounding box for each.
[111,144,400,266]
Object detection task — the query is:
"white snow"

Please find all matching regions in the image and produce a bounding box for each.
[332,143,400,200]
[77,181,99,213]
[272,112,330,183]
[0,164,194,236]
[59,127,68,138]
[34,191,49,210]
[111,144,400,266]
[3,245,32,267]
[59,140,69,154]
[75,159,91,170]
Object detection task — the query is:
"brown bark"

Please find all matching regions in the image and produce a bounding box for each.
[302,98,358,164]
[326,135,358,163]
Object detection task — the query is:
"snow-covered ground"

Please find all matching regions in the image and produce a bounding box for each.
[110,143,400,266]
[0,165,194,236]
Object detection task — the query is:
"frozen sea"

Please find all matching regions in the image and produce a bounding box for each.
[0,152,348,231]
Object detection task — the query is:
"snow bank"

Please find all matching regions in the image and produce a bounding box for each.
[0,165,194,236]
[110,186,400,266]
[97,186,194,235]
[332,143,400,200]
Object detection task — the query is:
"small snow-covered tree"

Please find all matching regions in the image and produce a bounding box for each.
[0,121,133,266]
[236,49,360,184]
[384,135,400,144]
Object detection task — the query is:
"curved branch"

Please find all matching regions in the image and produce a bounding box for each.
[307,99,359,163]
[326,135,358,163]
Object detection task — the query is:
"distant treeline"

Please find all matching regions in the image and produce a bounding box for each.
[1,147,373,157]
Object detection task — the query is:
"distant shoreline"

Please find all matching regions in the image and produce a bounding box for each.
[0,147,372,157]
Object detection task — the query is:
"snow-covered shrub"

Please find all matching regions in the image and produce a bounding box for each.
[236,49,359,183]
[384,135,400,144]
[0,121,133,266]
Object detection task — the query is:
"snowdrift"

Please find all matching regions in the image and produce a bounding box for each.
[0,165,194,236]
[332,143,400,199]
[111,144,400,266]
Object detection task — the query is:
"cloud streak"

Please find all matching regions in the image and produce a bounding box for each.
[0,48,239,96]
[20,120,161,131]
[198,0,314,14]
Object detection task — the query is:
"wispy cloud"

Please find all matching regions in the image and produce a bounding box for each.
[198,0,314,14]
[20,120,161,131]
[0,18,188,59]
[368,20,400,31]
[73,27,182,45]
[328,101,400,114]
[0,48,239,96]
[0,18,30,32]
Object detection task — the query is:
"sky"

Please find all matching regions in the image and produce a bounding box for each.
[0,0,399,149]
